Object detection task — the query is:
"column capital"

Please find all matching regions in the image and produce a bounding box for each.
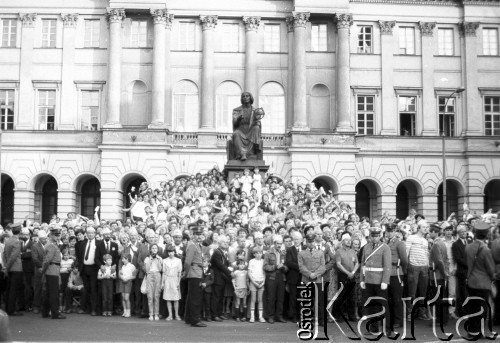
[243,16,261,32]
[200,15,218,31]
[418,21,436,36]
[150,9,174,28]
[106,8,126,24]
[459,21,480,37]
[334,13,353,30]
[378,20,395,35]
[19,13,37,27]
[61,13,79,27]
[291,12,310,29]
[285,16,294,32]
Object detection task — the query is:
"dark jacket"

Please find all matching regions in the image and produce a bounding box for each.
[285,245,301,285]
[452,238,468,279]
[465,240,495,290]
[21,239,34,273]
[95,240,120,268]
[210,248,232,285]
[201,266,214,293]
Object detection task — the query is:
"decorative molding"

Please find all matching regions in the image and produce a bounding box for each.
[378,20,396,34]
[243,16,261,32]
[106,8,125,25]
[334,13,353,30]
[200,15,218,31]
[418,21,436,36]
[349,0,460,5]
[19,13,37,27]
[292,12,310,29]
[459,21,480,36]
[61,13,78,27]
[462,0,500,6]
[150,9,174,28]
[285,16,294,32]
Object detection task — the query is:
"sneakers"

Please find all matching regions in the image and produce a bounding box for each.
[175,315,182,321]
[259,317,266,323]
[166,316,173,321]
[154,315,159,321]
[149,315,154,321]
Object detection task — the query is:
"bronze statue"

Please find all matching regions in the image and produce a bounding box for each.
[229,92,265,161]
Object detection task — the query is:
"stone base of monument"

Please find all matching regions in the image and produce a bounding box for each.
[223,160,269,182]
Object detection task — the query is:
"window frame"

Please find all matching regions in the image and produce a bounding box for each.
[0,89,15,130]
[221,23,240,52]
[259,82,286,134]
[176,21,197,51]
[1,18,17,48]
[84,19,100,48]
[357,25,372,54]
[398,95,417,136]
[482,27,499,56]
[173,80,200,131]
[437,28,454,56]
[438,96,457,137]
[398,26,415,55]
[484,95,500,136]
[356,95,375,135]
[41,19,57,48]
[311,23,328,52]
[37,89,57,130]
[75,81,104,131]
[263,23,280,52]
[129,19,149,48]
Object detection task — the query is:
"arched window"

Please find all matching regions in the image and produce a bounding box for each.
[309,84,330,130]
[259,82,285,134]
[81,178,101,219]
[173,80,199,131]
[216,81,242,132]
[41,178,58,224]
[125,80,149,126]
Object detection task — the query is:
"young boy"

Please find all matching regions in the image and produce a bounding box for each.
[200,259,214,321]
[66,263,86,314]
[98,254,116,316]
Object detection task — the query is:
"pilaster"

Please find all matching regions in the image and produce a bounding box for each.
[379,21,396,135]
[335,13,354,132]
[200,15,218,131]
[60,13,79,130]
[243,16,261,100]
[291,12,310,131]
[419,22,437,136]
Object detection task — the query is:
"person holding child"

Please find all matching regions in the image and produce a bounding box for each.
[162,244,182,320]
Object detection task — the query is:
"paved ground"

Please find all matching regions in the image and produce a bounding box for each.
[8,311,490,342]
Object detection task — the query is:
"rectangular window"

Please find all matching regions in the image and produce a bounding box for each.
[439,96,456,136]
[399,27,415,54]
[81,90,100,130]
[311,24,327,51]
[1,19,17,47]
[177,22,196,51]
[357,26,372,53]
[0,89,14,130]
[222,23,239,52]
[130,20,148,48]
[38,90,56,130]
[264,24,280,52]
[399,96,417,136]
[357,95,374,135]
[485,96,500,136]
[483,28,499,56]
[41,19,57,48]
[84,19,100,48]
[438,28,453,56]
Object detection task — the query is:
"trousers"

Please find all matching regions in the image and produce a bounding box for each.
[184,278,202,324]
[42,275,60,318]
[7,271,23,314]
[146,272,162,316]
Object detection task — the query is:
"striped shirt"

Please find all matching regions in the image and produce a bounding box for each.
[405,234,429,267]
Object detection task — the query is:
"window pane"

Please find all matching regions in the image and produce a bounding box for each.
[485,96,500,136]
[84,19,100,48]
[42,19,57,48]
[2,19,17,47]
[264,24,280,52]
[311,24,327,51]
[438,28,453,55]
[178,22,195,50]
[222,23,239,52]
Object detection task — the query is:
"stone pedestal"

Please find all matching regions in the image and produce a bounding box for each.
[223,160,269,183]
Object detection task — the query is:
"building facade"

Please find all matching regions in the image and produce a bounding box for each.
[0,0,499,225]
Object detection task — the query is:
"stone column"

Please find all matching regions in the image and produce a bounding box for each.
[13,189,35,223]
[379,21,396,135]
[419,22,437,136]
[291,12,309,130]
[57,190,77,215]
[286,16,294,130]
[60,14,78,130]
[149,9,170,128]
[460,22,480,136]
[164,14,174,130]
[243,16,260,100]
[200,15,218,131]
[335,13,353,132]
[104,8,125,128]
[17,13,37,130]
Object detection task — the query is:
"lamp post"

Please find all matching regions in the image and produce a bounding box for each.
[442,87,465,220]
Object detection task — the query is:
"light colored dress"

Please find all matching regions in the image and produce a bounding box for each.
[162,257,182,301]
[252,173,262,201]
[240,175,253,196]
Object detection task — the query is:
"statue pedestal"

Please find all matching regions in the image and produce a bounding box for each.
[223,160,269,183]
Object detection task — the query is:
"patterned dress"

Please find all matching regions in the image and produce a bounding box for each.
[162,257,182,301]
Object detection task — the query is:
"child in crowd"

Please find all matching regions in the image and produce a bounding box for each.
[98,254,116,316]
[59,248,74,313]
[162,244,182,320]
[119,254,136,318]
[232,260,248,321]
[248,246,266,323]
[144,244,163,321]
[201,258,214,321]
[65,262,85,314]
[68,236,77,259]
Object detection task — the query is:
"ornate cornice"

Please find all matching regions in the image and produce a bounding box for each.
[292,12,310,29]
[334,13,353,30]
[106,8,125,24]
[61,13,78,27]
[285,16,294,32]
[150,9,174,28]
[350,0,460,5]
[19,13,37,27]
[378,20,396,34]
[243,16,261,32]
[418,21,436,36]
[200,15,218,31]
[459,21,480,36]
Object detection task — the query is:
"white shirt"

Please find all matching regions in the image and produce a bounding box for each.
[84,239,97,265]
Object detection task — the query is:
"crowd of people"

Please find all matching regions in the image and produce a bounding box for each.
[0,165,499,336]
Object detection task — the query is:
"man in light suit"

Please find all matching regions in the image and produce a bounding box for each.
[184,224,206,327]
[2,223,24,316]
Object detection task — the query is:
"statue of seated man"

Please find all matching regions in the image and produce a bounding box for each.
[230,92,264,161]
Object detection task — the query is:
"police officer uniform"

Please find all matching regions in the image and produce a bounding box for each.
[360,227,392,333]
[41,227,66,319]
[385,224,407,329]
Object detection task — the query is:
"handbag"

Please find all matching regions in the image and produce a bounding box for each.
[140,277,148,294]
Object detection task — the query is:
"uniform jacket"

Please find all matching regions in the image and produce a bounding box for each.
[210,247,232,285]
[285,245,301,285]
[184,241,203,279]
[452,238,468,279]
[2,236,22,272]
[42,241,62,276]
[388,237,408,277]
[430,238,447,281]
[360,242,391,285]
[21,239,34,273]
[465,240,495,290]
[298,248,326,284]
[263,246,287,281]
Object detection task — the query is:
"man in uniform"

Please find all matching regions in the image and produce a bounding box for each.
[184,224,206,327]
[360,227,392,335]
[41,227,66,319]
[2,223,24,316]
[298,233,326,326]
[465,221,495,337]
[385,223,407,329]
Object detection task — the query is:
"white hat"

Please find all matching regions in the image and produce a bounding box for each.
[341,232,351,241]
[38,230,48,239]
[21,227,30,235]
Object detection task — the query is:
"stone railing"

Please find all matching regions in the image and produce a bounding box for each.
[170,132,198,146]
[216,133,290,148]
